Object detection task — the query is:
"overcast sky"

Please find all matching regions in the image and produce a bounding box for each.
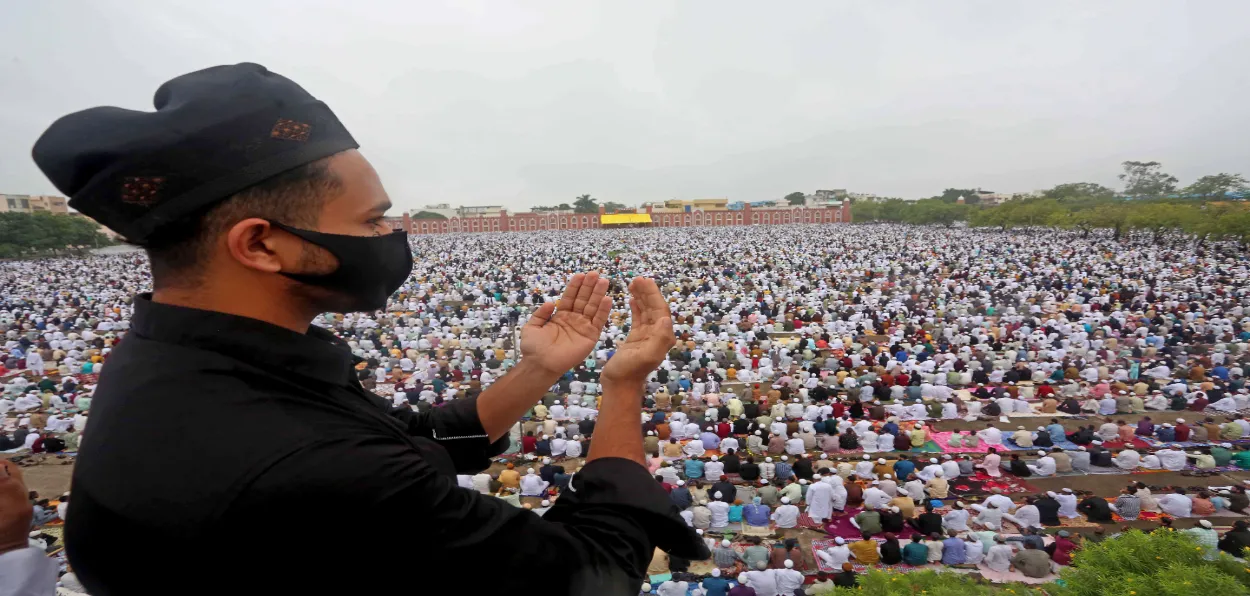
[3,1,1249,211]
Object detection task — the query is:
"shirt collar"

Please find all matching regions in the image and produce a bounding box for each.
[130,294,356,385]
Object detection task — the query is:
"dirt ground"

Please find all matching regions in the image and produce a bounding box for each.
[2,453,75,496]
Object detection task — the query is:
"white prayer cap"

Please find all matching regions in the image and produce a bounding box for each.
[883,474,892,479]
[760,479,769,486]
[934,469,943,477]
[1176,418,1185,423]
[891,506,901,513]
[29,531,40,538]
[784,559,794,569]
[1018,426,1026,430]
[715,491,723,498]
[542,434,550,440]
[1223,443,1234,448]
[542,457,551,464]
[1092,439,1104,445]
[677,480,686,486]
[754,430,761,435]
[642,583,652,592]
[835,537,846,544]
[781,497,791,504]
[721,539,732,547]
[766,457,773,463]
[1199,520,1213,528]
[820,453,828,459]
[1037,426,1047,431]
[711,568,722,577]
[799,479,808,485]
[711,455,719,461]
[812,474,822,480]
[863,454,871,460]
[929,458,938,464]
[526,468,536,475]
[877,458,886,464]
[541,499,550,506]
[647,431,654,436]
[956,501,967,508]
[1078,446,1087,451]
[781,455,789,461]
[1037,450,1046,456]
[697,529,704,535]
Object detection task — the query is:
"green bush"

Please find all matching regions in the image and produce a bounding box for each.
[1057,529,1250,596]
[826,569,1046,595]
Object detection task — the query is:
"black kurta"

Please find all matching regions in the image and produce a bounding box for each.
[66,295,704,595]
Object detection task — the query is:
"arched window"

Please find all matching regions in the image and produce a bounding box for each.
[751,213,759,224]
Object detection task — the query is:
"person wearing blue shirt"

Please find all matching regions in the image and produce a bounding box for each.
[743,497,771,526]
[774,459,793,481]
[1213,366,1230,381]
[700,569,731,596]
[685,458,705,480]
[1046,421,1066,445]
[701,430,721,451]
[941,532,967,565]
[894,456,916,481]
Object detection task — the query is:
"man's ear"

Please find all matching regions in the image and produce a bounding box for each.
[224,218,286,274]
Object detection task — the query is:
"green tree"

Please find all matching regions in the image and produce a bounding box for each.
[573,194,598,213]
[1184,173,1249,200]
[826,569,1046,595]
[1058,529,1250,596]
[0,212,113,258]
[930,188,982,204]
[1126,202,1200,241]
[1120,160,1179,198]
[1042,182,1118,201]
[602,201,628,212]
[410,211,447,219]
[784,191,806,205]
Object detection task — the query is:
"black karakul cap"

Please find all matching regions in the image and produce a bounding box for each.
[32,63,358,245]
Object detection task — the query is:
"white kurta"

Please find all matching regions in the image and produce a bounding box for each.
[805,482,834,522]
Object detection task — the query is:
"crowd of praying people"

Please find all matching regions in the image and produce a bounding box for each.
[5,223,1250,593]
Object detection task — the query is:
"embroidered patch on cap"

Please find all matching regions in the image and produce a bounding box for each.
[120,176,166,205]
[270,118,312,142]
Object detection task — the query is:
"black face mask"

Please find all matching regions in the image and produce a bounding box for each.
[269,221,413,313]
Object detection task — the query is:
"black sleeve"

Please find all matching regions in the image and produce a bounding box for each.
[252,436,708,594]
[384,393,509,472]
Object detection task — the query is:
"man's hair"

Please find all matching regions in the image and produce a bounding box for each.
[144,159,340,288]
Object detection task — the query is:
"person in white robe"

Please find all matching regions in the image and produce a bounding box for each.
[805,475,835,522]
[565,435,583,458]
[1055,489,1079,518]
[1027,451,1056,477]
[817,537,851,568]
[1112,449,1141,470]
[683,438,706,458]
[520,468,549,496]
[771,497,800,528]
[1155,448,1187,471]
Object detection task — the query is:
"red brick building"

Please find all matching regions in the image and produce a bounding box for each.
[390,200,852,235]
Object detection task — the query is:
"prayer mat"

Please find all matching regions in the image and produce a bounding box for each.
[949,471,1038,496]
[742,524,774,537]
[932,432,993,453]
[810,538,930,574]
[1086,466,1133,475]
[1056,516,1103,529]
[795,512,827,531]
[372,383,395,397]
[909,441,944,453]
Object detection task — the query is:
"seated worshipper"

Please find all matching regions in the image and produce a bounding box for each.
[943,501,971,532]
[1011,542,1054,578]
[848,532,881,565]
[977,448,1003,477]
[983,535,1015,573]
[1113,449,1142,470]
[817,536,852,569]
[1008,454,1032,477]
[1156,488,1194,518]
[922,532,945,564]
[971,501,1005,531]
[902,534,929,566]
[1027,451,1057,477]
[743,497,771,527]
[520,469,549,497]
[684,436,707,458]
[1219,520,1250,558]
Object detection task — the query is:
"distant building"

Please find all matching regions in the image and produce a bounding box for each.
[1,194,69,214]
[406,200,852,235]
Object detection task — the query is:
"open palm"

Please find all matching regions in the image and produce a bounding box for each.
[521,271,612,374]
[601,277,676,385]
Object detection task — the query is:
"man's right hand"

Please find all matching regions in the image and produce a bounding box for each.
[601,277,675,387]
[0,460,33,555]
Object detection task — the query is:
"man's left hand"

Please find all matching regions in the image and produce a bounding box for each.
[520,271,611,375]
